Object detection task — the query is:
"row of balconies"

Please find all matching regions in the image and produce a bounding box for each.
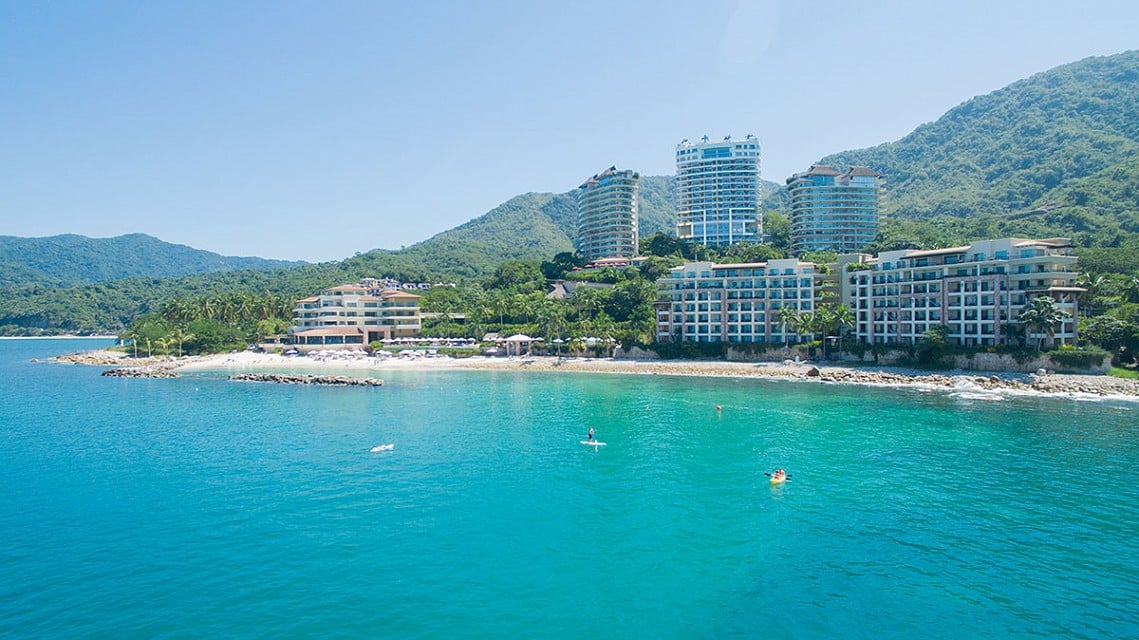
[662,285,813,297]
[790,222,879,232]
[790,207,880,217]
[578,215,636,227]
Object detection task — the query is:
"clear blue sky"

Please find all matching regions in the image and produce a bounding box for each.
[2,1,1137,262]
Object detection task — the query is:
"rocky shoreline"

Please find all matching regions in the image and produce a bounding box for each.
[803,366,1139,396]
[49,349,1139,398]
[453,357,1139,398]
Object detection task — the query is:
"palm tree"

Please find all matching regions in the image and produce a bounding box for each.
[125,329,140,358]
[162,298,192,324]
[627,305,657,346]
[491,294,510,332]
[1075,273,1109,316]
[1125,277,1139,304]
[511,293,537,327]
[201,295,219,321]
[169,327,195,357]
[474,301,495,338]
[1018,296,1070,349]
[572,288,603,322]
[779,306,805,344]
[818,303,855,356]
[535,301,567,343]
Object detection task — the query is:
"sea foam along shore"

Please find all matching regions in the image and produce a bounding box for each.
[55,349,1139,399]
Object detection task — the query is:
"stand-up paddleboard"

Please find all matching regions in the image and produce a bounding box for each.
[370,444,394,452]
[580,440,607,447]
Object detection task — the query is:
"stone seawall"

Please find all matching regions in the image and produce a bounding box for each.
[840,351,1111,374]
[228,373,384,386]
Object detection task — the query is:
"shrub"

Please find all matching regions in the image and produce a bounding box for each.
[649,341,727,360]
[1045,345,1111,371]
[726,342,774,355]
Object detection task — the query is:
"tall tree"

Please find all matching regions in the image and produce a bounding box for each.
[1018,296,1070,349]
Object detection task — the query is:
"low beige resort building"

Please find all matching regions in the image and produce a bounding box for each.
[288,283,421,352]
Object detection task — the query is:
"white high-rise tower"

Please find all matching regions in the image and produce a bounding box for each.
[675,134,761,246]
[575,166,639,261]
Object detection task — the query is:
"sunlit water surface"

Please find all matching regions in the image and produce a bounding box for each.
[2,339,1137,638]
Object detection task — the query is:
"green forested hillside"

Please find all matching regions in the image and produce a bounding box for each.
[302,174,689,282]
[638,174,678,237]
[0,233,306,286]
[7,51,1139,335]
[336,192,577,281]
[820,50,1139,254]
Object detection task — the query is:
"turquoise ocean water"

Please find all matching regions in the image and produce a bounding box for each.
[1,338,1138,639]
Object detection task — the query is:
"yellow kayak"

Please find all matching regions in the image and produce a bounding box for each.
[769,474,787,485]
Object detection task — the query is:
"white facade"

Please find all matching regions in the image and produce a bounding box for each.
[655,259,820,344]
[847,238,1081,347]
[575,167,639,261]
[676,135,762,246]
[290,284,422,348]
[787,165,884,254]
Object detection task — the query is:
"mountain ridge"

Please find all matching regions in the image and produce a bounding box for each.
[819,50,1139,251]
[0,233,306,287]
[4,50,1139,334]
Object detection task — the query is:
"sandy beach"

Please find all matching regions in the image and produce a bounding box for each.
[52,349,1139,399]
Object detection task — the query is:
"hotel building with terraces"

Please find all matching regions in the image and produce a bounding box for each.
[653,237,1082,349]
[847,238,1081,347]
[675,135,762,247]
[575,166,639,261]
[653,259,821,344]
[288,282,421,352]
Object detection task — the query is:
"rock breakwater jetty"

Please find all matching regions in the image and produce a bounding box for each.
[102,367,180,378]
[228,373,384,387]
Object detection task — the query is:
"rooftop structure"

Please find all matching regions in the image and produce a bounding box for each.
[676,135,762,246]
[787,165,884,254]
[575,166,639,261]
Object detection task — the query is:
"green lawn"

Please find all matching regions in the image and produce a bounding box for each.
[1109,367,1139,379]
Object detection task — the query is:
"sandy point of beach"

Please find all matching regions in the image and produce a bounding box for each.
[176,350,468,372]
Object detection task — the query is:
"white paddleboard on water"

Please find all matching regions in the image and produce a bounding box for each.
[370,444,394,452]
[580,440,607,446]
